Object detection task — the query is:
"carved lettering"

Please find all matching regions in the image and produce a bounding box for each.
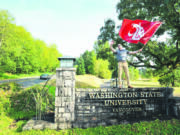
[89,91,163,99]
[101,93,104,98]
[133,92,138,97]
[112,93,118,98]
[104,99,147,106]
[96,93,100,98]
[110,100,115,106]
[104,100,109,106]
[89,93,95,99]
[128,92,132,98]
[113,107,142,112]
[157,92,162,97]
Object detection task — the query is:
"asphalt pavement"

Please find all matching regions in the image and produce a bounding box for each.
[0,78,47,88]
[0,74,56,88]
[16,78,48,88]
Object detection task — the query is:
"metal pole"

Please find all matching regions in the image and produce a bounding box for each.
[165,87,169,116]
[116,62,118,88]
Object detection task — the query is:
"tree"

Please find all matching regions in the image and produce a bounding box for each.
[97,19,116,44]
[82,50,96,74]
[94,59,112,79]
[96,0,180,86]
[0,10,62,74]
[87,51,96,75]
[158,67,180,87]
[116,0,180,69]
[48,44,62,72]
[0,10,14,49]
[76,56,86,75]
[117,0,180,43]
[94,41,116,66]
[129,67,139,81]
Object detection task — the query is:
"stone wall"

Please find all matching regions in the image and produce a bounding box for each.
[72,87,173,128]
[55,68,76,129]
[54,67,179,130]
[23,68,180,130]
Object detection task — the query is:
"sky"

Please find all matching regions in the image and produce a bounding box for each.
[0,0,120,57]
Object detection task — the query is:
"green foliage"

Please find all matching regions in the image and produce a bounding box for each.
[0,82,21,92]
[144,41,180,86]
[0,115,14,134]
[159,67,180,87]
[0,82,22,116]
[139,68,153,79]
[81,50,96,74]
[7,89,36,119]
[97,0,180,85]
[0,118,178,135]
[87,51,96,75]
[117,0,180,42]
[0,10,62,75]
[76,56,86,75]
[94,41,117,71]
[47,85,56,97]
[97,19,116,43]
[94,59,112,79]
[115,0,180,85]
[0,90,11,116]
[53,119,179,135]
[0,82,55,120]
[129,67,139,80]
[16,120,27,132]
[114,66,139,81]
[76,50,113,79]
[26,85,55,120]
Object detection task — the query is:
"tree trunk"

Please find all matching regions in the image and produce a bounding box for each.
[176,40,178,50]
[171,73,175,87]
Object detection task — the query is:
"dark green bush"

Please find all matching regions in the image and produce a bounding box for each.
[0,82,21,92]
[0,82,55,120]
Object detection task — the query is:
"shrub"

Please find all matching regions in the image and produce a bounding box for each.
[94,59,112,79]
[0,82,21,92]
[129,67,139,80]
[76,57,86,75]
[0,82,55,120]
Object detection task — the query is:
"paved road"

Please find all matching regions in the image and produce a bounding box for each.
[0,75,56,88]
[16,78,48,88]
[0,77,51,88]
[0,78,47,88]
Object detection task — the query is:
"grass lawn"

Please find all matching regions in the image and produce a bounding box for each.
[131,79,180,97]
[108,78,180,97]
[75,74,107,88]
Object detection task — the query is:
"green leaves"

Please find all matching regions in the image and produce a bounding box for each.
[94,59,112,79]
[0,10,62,74]
[76,56,86,75]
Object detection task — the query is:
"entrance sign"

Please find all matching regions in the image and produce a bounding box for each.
[74,88,172,128]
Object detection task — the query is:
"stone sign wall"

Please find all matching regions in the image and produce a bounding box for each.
[72,87,173,128]
[54,67,178,130]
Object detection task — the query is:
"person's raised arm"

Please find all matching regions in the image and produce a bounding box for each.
[129,48,143,55]
[110,40,116,53]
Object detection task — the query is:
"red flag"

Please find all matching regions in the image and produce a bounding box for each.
[119,19,162,45]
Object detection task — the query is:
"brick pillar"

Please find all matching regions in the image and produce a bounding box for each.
[55,68,76,129]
